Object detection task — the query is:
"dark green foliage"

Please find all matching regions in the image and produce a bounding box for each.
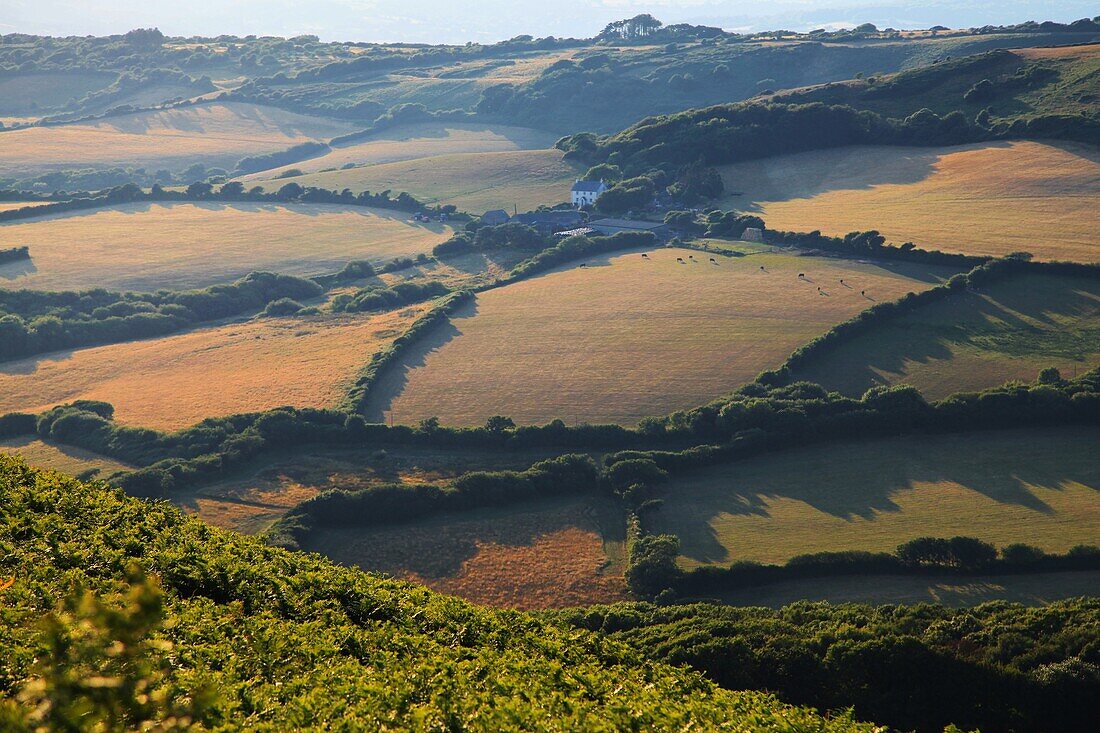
[234,141,330,175]
[551,598,1100,733]
[272,453,602,548]
[331,280,449,313]
[1,457,875,730]
[0,271,323,361]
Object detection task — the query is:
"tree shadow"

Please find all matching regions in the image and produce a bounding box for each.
[661,429,1099,565]
[363,299,477,422]
[0,256,36,280]
[724,142,1014,209]
[796,277,1100,397]
[313,496,617,579]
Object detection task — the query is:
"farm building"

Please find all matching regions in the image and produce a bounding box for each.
[742,227,764,242]
[481,209,511,226]
[513,209,586,235]
[587,217,671,239]
[571,180,608,207]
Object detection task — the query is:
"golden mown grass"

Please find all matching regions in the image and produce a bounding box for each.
[0,437,132,477]
[793,273,1100,399]
[371,247,955,426]
[649,427,1100,567]
[0,201,52,212]
[716,141,1100,262]
[242,121,560,179]
[0,306,430,431]
[254,148,581,214]
[306,495,629,610]
[0,102,356,176]
[0,201,451,291]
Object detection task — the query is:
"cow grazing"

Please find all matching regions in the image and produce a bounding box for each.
[641,253,648,259]
[798,273,805,278]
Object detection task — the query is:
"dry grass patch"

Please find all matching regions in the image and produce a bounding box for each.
[0,201,52,212]
[1014,44,1100,59]
[242,121,560,179]
[371,247,954,426]
[0,306,430,431]
[0,201,451,292]
[0,102,356,177]
[717,141,1100,262]
[649,428,1100,568]
[254,149,580,214]
[306,496,629,610]
[0,437,132,478]
[794,273,1100,399]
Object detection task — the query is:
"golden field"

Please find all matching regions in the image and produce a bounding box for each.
[0,306,430,431]
[0,102,355,177]
[254,148,580,214]
[370,247,956,426]
[649,428,1100,567]
[794,273,1100,399]
[242,121,560,179]
[0,201,451,292]
[306,495,628,610]
[0,201,52,212]
[717,141,1100,262]
[0,436,132,478]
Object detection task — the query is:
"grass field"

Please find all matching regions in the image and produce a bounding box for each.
[0,436,132,478]
[369,247,955,426]
[0,201,51,212]
[707,571,1100,608]
[649,427,1100,567]
[0,201,451,292]
[793,273,1100,399]
[253,148,581,214]
[305,495,629,609]
[0,102,356,177]
[716,141,1100,262]
[180,446,575,534]
[242,121,560,179]
[0,306,430,431]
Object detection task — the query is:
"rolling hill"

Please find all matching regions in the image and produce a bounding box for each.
[0,455,879,731]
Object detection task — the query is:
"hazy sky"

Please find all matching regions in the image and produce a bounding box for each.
[3,1,1095,43]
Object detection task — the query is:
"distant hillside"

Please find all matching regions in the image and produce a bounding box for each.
[556,45,1098,185]
[0,455,877,731]
[771,45,1100,127]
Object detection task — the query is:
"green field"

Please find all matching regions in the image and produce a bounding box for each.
[253,148,581,214]
[650,427,1100,567]
[705,571,1100,608]
[793,273,1100,399]
[241,121,561,179]
[0,201,451,291]
[0,70,116,116]
[370,247,955,427]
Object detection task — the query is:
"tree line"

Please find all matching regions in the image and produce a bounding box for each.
[549,597,1100,733]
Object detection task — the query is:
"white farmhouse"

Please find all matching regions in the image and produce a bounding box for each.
[571,179,608,208]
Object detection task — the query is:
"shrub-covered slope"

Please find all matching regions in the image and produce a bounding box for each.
[0,456,877,731]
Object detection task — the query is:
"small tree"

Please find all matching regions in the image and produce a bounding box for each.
[485,415,515,433]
